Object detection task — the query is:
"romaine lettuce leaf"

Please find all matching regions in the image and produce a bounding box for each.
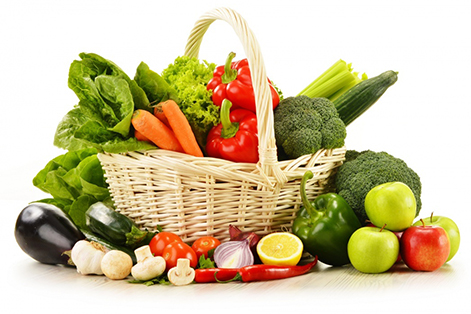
[134,61,180,105]
[54,53,155,153]
[33,148,112,229]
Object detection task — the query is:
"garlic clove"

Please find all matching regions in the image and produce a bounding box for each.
[71,240,106,275]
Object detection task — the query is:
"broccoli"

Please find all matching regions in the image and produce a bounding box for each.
[335,150,422,225]
[274,96,347,159]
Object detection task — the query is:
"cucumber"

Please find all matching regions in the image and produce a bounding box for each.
[333,70,398,126]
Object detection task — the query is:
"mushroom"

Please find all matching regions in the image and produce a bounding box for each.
[100,250,133,280]
[167,258,195,286]
[131,245,166,281]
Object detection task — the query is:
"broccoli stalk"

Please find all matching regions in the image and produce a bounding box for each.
[298,59,367,101]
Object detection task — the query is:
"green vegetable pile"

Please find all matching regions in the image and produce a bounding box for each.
[54,53,218,154]
[37,52,220,229]
[335,150,422,224]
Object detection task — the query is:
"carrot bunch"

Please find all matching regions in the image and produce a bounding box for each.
[131,100,203,157]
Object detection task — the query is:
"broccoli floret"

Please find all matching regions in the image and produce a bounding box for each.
[274,96,347,159]
[320,117,347,148]
[282,128,323,158]
[335,150,422,225]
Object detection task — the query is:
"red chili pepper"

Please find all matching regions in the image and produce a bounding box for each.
[206,99,259,163]
[236,257,318,282]
[207,52,280,113]
[194,257,318,283]
[194,268,240,283]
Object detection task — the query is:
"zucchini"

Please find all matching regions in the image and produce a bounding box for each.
[85,202,154,250]
[333,70,398,126]
[82,230,137,264]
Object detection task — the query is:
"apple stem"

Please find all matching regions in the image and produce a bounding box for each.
[420,218,425,227]
[379,224,387,232]
[430,212,434,222]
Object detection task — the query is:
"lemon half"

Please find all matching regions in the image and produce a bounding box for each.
[256,232,304,266]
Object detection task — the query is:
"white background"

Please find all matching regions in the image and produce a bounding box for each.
[1,0,470,313]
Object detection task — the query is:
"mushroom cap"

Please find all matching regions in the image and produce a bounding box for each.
[101,250,133,280]
[131,255,166,281]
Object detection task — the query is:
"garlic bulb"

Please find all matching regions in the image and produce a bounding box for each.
[71,240,107,275]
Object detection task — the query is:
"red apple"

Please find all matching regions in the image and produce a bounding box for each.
[400,219,450,271]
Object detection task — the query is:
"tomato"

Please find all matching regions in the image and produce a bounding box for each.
[162,241,198,269]
[149,232,182,257]
[191,236,221,259]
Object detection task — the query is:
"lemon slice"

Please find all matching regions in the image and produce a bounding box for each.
[256,232,304,266]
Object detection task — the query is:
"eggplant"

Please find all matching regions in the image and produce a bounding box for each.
[14,203,85,266]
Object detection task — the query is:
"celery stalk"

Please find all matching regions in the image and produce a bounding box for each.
[298,60,348,96]
[298,59,366,101]
[329,72,368,102]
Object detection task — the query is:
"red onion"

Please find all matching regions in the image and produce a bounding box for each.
[228,225,260,251]
[213,234,255,269]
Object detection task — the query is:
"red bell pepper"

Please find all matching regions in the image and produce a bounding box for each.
[207,52,280,113]
[206,99,258,163]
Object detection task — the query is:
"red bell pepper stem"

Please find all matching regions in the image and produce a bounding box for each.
[221,52,238,84]
[220,99,239,139]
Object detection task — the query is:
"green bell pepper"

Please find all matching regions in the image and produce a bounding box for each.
[292,171,361,266]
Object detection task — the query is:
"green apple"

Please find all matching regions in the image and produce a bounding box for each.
[413,214,460,262]
[365,182,416,231]
[347,226,399,273]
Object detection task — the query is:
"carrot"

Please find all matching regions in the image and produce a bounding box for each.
[161,100,204,157]
[134,129,150,142]
[131,109,184,153]
[153,104,170,128]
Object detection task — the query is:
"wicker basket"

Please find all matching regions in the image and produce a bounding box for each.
[98,7,346,243]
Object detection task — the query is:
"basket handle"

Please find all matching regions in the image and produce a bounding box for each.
[184,7,287,186]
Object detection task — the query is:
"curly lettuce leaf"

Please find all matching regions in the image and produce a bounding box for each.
[161,56,219,148]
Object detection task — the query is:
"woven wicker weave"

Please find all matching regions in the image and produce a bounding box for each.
[98,7,346,243]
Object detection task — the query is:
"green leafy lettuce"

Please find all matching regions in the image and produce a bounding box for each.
[134,61,180,106]
[32,148,111,230]
[54,53,155,153]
